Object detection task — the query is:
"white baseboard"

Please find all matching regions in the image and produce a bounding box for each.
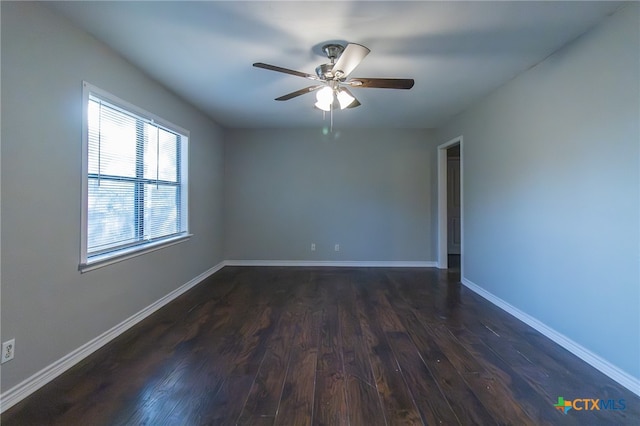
[224,260,437,268]
[0,261,226,413]
[461,277,640,397]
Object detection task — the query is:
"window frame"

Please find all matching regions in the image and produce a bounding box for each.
[80,82,190,272]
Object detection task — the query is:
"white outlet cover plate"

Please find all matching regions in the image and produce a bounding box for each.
[2,339,15,363]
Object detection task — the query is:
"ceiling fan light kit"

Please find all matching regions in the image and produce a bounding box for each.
[313,83,356,112]
[253,42,415,130]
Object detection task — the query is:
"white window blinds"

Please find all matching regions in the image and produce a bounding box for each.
[81,83,189,268]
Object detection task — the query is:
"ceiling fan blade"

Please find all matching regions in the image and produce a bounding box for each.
[348,78,415,89]
[332,43,370,79]
[253,62,318,80]
[275,85,324,101]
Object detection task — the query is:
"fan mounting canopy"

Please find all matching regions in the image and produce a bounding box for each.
[321,44,344,62]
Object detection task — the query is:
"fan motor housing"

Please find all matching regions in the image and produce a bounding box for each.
[315,63,334,80]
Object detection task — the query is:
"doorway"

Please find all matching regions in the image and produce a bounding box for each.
[437,136,463,271]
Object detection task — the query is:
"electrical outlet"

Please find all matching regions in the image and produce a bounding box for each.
[311,243,316,251]
[2,339,15,363]
[334,244,340,252]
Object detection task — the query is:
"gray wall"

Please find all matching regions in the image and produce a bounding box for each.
[224,129,437,261]
[437,4,640,378]
[1,2,225,392]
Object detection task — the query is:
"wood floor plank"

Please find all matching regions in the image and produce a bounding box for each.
[275,272,321,425]
[449,354,539,424]
[313,303,349,426]
[312,274,349,426]
[338,279,386,426]
[275,309,320,426]
[197,374,257,425]
[398,314,497,424]
[373,287,407,334]
[386,330,462,425]
[354,281,423,426]
[237,308,298,425]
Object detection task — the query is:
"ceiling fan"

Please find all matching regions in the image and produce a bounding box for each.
[253,43,415,112]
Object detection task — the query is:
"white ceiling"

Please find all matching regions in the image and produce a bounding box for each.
[47,1,623,129]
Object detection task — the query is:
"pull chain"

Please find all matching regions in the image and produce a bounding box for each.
[330,103,333,133]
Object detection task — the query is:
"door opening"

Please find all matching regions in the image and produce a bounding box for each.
[437,137,463,271]
[447,145,461,270]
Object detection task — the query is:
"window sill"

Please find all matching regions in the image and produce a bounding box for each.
[79,234,192,273]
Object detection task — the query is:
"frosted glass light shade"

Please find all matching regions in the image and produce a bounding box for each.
[315,101,331,112]
[337,89,355,109]
[316,86,334,104]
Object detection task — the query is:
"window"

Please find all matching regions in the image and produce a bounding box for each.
[80,82,189,271]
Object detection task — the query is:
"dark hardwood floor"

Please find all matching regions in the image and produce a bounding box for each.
[2,266,638,425]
